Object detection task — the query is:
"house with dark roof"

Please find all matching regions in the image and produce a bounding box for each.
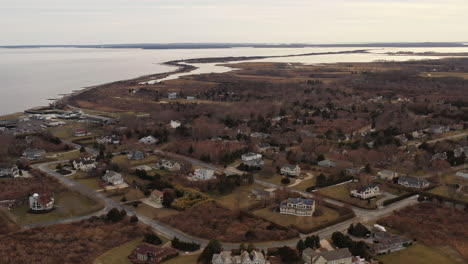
[280,198,315,216]
[351,184,380,199]
[72,157,96,172]
[212,250,268,264]
[128,151,145,160]
[371,231,412,255]
[29,193,54,212]
[128,243,178,264]
[281,164,301,177]
[302,247,353,264]
[0,163,19,177]
[398,176,430,189]
[102,170,125,185]
[22,148,46,161]
[251,188,275,200]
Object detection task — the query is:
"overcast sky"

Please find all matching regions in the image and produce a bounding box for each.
[1,0,467,45]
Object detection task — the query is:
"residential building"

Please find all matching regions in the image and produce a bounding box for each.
[397,176,430,189]
[0,163,19,177]
[186,96,196,100]
[128,151,145,160]
[96,135,120,145]
[29,193,54,212]
[73,129,87,137]
[377,170,398,181]
[241,152,264,167]
[102,170,125,185]
[371,231,412,255]
[192,168,215,181]
[257,143,271,152]
[212,250,267,264]
[280,198,315,216]
[351,184,380,199]
[318,159,337,168]
[454,146,468,158]
[303,248,353,264]
[159,159,181,172]
[431,152,447,161]
[150,190,164,207]
[139,136,158,145]
[168,92,178,99]
[281,164,301,177]
[429,125,449,134]
[128,243,178,264]
[170,120,181,128]
[250,132,270,139]
[22,148,46,161]
[72,157,96,172]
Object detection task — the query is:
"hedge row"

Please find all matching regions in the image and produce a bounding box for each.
[382,192,418,206]
[305,176,354,192]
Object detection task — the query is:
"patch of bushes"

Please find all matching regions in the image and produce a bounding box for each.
[171,237,200,251]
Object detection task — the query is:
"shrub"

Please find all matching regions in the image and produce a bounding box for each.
[171,237,200,251]
[281,178,291,185]
[144,233,162,245]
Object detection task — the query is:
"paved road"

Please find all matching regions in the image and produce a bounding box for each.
[31,150,420,250]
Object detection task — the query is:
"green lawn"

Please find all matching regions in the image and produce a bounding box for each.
[94,237,143,264]
[377,244,466,264]
[429,186,468,203]
[316,182,381,209]
[10,191,104,225]
[252,205,340,231]
[163,254,200,264]
[214,184,262,210]
[134,204,180,220]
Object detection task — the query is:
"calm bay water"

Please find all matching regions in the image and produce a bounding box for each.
[1,46,468,115]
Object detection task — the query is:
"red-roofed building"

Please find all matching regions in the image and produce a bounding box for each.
[128,243,178,264]
[29,193,55,212]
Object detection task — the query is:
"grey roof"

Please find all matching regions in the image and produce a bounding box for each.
[305,248,352,261]
[355,184,378,192]
[282,164,298,170]
[398,176,429,186]
[282,197,314,206]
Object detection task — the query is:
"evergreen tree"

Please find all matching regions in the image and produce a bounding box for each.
[296,239,305,252]
[199,240,222,264]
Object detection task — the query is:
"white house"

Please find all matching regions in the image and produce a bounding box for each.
[212,250,267,264]
[170,120,181,129]
[280,198,315,216]
[351,184,380,199]
[241,152,264,167]
[160,159,181,172]
[29,193,54,212]
[96,135,120,145]
[192,168,215,181]
[377,170,398,181]
[150,190,164,208]
[281,164,301,177]
[168,92,178,99]
[139,136,158,145]
[73,129,87,137]
[102,171,125,185]
[22,148,46,161]
[0,163,19,177]
[72,157,96,172]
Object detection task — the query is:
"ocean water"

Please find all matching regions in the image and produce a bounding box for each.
[1,46,468,115]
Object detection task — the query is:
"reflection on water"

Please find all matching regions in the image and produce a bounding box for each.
[1,46,468,115]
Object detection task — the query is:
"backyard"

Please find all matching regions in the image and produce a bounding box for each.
[377,244,466,264]
[316,182,382,209]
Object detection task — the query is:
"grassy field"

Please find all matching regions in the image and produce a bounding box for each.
[10,191,103,225]
[113,155,159,167]
[316,182,381,209]
[252,205,340,231]
[94,235,172,264]
[429,186,468,203]
[93,237,143,264]
[163,253,200,264]
[291,177,316,192]
[377,244,466,264]
[214,184,263,210]
[134,203,180,219]
[421,71,468,79]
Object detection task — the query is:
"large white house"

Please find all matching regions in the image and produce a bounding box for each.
[72,157,96,172]
[351,184,380,199]
[0,163,19,177]
[170,120,181,129]
[158,159,181,172]
[212,250,267,264]
[192,168,215,181]
[29,193,54,212]
[139,136,158,145]
[281,164,301,177]
[241,152,264,167]
[96,135,120,145]
[378,170,398,181]
[280,197,315,216]
[102,170,125,185]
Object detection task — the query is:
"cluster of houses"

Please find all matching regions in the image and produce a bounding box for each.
[96,135,121,145]
[139,136,158,145]
[377,170,431,189]
[212,250,268,264]
[129,243,178,264]
[22,148,46,161]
